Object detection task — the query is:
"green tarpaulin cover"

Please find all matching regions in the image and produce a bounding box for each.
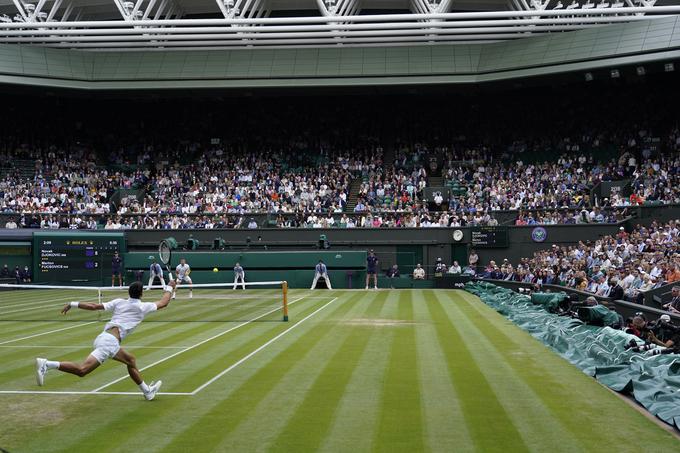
[465,282,680,429]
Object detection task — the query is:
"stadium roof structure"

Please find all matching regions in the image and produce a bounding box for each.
[0,0,680,50]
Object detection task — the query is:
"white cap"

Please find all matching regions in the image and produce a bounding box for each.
[660,315,671,322]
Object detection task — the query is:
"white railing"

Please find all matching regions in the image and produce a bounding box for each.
[0,6,677,50]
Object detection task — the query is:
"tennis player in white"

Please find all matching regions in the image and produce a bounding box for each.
[172,257,193,299]
[35,280,176,401]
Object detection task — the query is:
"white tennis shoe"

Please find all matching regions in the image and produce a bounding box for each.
[144,380,163,401]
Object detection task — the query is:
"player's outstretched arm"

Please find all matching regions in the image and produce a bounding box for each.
[155,280,177,310]
[61,302,104,315]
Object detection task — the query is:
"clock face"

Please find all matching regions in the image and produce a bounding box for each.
[453,229,464,241]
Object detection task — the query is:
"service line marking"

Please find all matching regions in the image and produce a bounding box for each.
[0,390,191,396]
[92,296,310,392]
[191,296,339,394]
[0,321,99,346]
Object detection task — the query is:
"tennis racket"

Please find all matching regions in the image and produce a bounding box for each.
[159,239,174,281]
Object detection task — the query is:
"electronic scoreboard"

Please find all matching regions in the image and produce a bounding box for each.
[33,232,126,284]
[470,226,510,248]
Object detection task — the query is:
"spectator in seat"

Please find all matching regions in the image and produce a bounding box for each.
[13,266,21,284]
[0,264,9,278]
[608,278,624,300]
[413,264,425,280]
[663,287,680,314]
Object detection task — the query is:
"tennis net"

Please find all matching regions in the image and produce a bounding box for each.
[0,281,290,323]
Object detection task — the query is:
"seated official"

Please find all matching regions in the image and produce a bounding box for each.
[386,264,400,288]
[448,261,461,274]
[434,258,447,277]
[413,264,425,280]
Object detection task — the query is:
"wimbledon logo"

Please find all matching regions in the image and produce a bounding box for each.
[531,226,547,243]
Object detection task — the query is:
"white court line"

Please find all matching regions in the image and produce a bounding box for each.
[191,296,339,394]
[1,303,70,316]
[1,295,88,311]
[0,345,186,349]
[0,321,99,346]
[92,296,309,392]
[0,390,191,396]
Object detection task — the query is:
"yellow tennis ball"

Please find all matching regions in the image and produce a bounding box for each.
[213,267,219,272]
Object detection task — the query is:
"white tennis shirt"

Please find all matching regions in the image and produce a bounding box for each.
[102,298,157,341]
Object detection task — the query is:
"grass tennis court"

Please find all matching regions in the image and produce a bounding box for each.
[0,288,677,452]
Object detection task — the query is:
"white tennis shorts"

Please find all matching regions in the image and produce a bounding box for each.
[91,332,120,364]
[177,276,192,284]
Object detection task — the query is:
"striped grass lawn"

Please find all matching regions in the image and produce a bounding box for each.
[0,288,677,452]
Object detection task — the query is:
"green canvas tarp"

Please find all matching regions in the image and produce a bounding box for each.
[465,281,680,429]
[530,292,568,312]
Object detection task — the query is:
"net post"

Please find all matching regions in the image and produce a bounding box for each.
[97,289,103,322]
[282,281,289,322]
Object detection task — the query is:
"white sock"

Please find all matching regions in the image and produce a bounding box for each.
[139,382,150,393]
[46,360,60,370]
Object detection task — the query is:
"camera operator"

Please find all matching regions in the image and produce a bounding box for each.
[627,314,680,355]
[625,314,647,340]
[646,315,680,351]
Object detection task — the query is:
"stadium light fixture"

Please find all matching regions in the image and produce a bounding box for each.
[636,66,645,76]
[566,1,579,10]
[610,69,620,78]
[665,62,675,72]
[582,1,595,9]
[553,1,564,9]
[584,72,593,81]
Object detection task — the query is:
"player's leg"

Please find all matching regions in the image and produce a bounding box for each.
[172,277,180,299]
[36,354,100,385]
[55,355,101,377]
[311,273,320,290]
[186,276,193,298]
[36,331,120,385]
[113,348,162,400]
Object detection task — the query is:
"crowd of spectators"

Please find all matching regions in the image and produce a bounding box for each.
[478,220,680,308]
[2,80,680,230]
[1,142,678,229]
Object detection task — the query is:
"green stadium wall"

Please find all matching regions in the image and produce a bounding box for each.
[123,250,367,289]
